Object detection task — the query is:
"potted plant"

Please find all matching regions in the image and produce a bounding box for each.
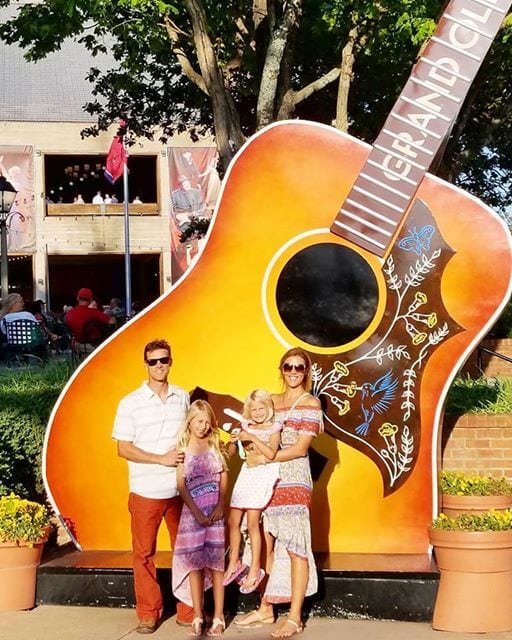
[429,509,512,632]
[440,470,512,517]
[0,493,51,611]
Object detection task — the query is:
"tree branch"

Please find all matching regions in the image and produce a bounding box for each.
[163,15,208,94]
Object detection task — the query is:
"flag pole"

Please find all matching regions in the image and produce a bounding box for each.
[122,158,131,320]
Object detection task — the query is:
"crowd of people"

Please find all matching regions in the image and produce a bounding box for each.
[113,339,323,637]
[46,192,144,205]
[0,288,136,361]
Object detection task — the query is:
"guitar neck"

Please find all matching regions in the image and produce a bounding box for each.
[331,0,512,258]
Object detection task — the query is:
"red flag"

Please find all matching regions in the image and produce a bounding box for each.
[104,134,127,184]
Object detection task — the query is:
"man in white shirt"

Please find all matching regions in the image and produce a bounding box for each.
[92,191,104,204]
[112,339,193,634]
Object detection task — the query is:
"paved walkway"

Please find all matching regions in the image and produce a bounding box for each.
[2,607,512,640]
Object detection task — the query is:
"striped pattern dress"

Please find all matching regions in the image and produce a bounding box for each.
[172,450,225,606]
[262,403,322,603]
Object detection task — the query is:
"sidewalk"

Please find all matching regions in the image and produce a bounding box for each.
[2,606,512,640]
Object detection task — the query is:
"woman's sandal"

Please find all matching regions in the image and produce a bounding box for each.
[187,617,204,636]
[206,617,225,637]
[270,618,304,638]
[239,568,265,594]
[234,610,275,628]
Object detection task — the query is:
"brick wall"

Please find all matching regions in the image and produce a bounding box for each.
[442,413,512,478]
[462,339,512,378]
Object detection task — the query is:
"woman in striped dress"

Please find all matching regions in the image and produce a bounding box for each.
[235,347,323,638]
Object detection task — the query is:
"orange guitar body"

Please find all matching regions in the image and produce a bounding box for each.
[44,121,512,553]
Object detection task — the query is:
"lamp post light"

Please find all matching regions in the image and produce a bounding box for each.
[0,174,18,300]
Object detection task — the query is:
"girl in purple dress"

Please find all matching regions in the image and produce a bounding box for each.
[172,400,228,637]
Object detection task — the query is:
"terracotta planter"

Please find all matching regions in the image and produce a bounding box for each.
[442,493,512,518]
[0,535,48,612]
[429,527,512,632]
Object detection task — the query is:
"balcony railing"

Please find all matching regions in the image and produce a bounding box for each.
[46,203,159,216]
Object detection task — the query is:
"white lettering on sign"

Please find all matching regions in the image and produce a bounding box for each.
[427,57,460,88]
[448,23,480,50]
[383,154,412,182]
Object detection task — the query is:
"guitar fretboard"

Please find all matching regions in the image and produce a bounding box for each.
[331,0,512,257]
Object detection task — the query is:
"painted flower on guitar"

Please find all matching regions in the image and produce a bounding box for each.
[333,361,349,376]
[412,332,428,346]
[378,423,399,438]
[411,312,438,329]
[379,425,414,479]
[331,397,350,416]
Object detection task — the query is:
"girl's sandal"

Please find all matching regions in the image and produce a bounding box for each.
[239,568,265,594]
[223,560,247,586]
[206,617,225,637]
[270,618,303,638]
[188,617,204,636]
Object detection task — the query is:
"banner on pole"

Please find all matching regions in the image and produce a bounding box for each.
[0,147,35,252]
[168,147,220,280]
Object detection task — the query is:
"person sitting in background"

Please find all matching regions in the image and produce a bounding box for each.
[26,300,58,345]
[65,287,115,356]
[111,194,119,204]
[88,296,103,310]
[132,195,143,204]
[74,194,85,204]
[0,293,38,340]
[92,191,104,204]
[0,293,47,360]
[104,194,112,204]
[107,297,126,325]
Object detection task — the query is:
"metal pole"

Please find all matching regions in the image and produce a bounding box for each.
[0,221,8,299]
[123,162,131,320]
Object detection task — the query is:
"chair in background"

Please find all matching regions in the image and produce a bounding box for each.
[3,318,48,364]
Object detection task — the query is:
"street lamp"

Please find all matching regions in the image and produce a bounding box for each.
[0,174,18,300]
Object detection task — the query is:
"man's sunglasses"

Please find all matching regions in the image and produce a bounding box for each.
[146,356,171,366]
[281,363,306,373]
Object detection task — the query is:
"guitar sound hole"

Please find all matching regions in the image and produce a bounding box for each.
[276,243,378,348]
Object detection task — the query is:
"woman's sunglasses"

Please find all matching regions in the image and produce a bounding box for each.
[146,356,171,366]
[281,362,307,373]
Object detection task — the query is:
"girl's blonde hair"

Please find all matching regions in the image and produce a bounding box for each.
[242,389,274,422]
[177,399,225,460]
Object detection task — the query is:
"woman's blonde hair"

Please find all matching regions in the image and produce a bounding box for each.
[177,399,225,460]
[0,293,23,319]
[242,389,274,422]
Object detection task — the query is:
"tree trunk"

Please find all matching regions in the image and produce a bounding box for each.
[334,26,359,132]
[256,0,302,129]
[183,0,245,170]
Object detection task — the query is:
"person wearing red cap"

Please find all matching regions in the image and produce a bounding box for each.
[65,287,115,355]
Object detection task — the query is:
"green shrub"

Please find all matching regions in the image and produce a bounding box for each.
[0,361,73,501]
[440,470,512,496]
[488,300,512,338]
[444,376,512,415]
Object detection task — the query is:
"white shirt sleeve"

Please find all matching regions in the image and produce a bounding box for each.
[112,397,136,442]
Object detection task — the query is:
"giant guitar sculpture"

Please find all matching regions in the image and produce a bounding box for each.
[44,0,512,554]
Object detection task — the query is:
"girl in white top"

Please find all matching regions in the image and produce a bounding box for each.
[224,389,281,594]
